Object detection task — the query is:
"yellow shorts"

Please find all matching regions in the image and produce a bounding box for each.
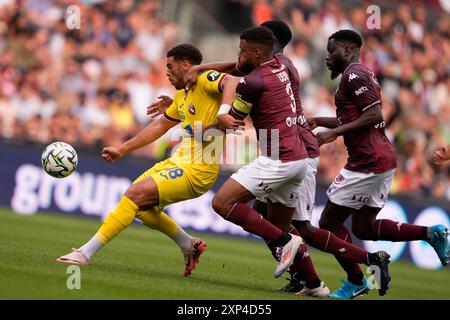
[133,158,218,208]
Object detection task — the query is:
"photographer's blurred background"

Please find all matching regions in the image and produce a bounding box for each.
[0,0,449,202]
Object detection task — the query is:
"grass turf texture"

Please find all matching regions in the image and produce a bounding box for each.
[0,208,449,300]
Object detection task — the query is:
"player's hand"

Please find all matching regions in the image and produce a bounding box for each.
[184,66,200,90]
[147,95,173,118]
[102,146,123,163]
[432,145,450,165]
[307,117,317,130]
[217,114,245,134]
[316,129,338,146]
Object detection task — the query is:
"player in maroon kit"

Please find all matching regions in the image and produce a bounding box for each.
[211,26,311,280]
[254,20,393,297]
[309,29,449,299]
[157,23,397,298]
[212,26,394,295]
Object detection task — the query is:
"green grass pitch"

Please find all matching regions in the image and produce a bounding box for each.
[0,208,449,300]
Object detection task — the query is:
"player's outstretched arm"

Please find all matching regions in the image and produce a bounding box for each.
[432,145,450,165]
[147,95,173,118]
[334,104,383,135]
[307,117,339,129]
[316,105,383,146]
[216,76,245,131]
[185,61,239,90]
[102,117,177,163]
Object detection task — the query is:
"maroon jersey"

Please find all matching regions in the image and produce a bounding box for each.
[335,63,397,173]
[231,56,308,162]
[276,53,320,159]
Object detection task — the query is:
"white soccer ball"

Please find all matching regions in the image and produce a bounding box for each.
[41,142,78,178]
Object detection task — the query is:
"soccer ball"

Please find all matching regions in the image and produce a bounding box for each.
[41,142,78,178]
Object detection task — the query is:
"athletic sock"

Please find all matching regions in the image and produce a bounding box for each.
[95,195,138,245]
[333,227,363,285]
[136,209,191,250]
[287,226,321,287]
[79,236,104,259]
[226,202,284,241]
[306,228,369,263]
[373,219,427,241]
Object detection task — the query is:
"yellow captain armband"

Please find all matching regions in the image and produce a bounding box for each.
[232,96,252,115]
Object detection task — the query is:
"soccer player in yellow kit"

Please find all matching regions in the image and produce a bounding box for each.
[57,44,240,276]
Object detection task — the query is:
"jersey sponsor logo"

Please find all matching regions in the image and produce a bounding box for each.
[207,71,221,81]
[184,124,193,136]
[285,116,299,127]
[348,73,359,82]
[352,194,369,203]
[188,104,196,115]
[327,185,337,194]
[297,114,306,125]
[258,181,272,194]
[355,86,368,96]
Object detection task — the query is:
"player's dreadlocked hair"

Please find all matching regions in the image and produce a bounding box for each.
[329,29,363,48]
[261,20,292,48]
[240,26,275,50]
[167,43,203,65]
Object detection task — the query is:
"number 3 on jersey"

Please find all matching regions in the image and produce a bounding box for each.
[286,83,296,113]
[160,167,184,180]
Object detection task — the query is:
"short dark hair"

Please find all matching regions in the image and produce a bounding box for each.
[167,43,203,65]
[240,26,275,49]
[329,29,363,48]
[260,20,292,48]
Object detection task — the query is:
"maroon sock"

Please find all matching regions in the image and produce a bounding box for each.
[373,219,426,241]
[265,239,278,261]
[333,227,363,285]
[287,227,320,283]
[305,228,369,264]
[226,203,283,241]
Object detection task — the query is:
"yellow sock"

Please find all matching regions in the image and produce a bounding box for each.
[95,196,138,244]
[136,208,180,238]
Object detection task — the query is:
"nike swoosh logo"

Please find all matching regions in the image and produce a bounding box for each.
[352,287,367,297]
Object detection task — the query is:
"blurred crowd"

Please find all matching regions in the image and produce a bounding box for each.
[0,0,449,200]
[0,0,178,159]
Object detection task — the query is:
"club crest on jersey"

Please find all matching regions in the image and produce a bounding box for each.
[207,71,221,81]
[188,104,196,115]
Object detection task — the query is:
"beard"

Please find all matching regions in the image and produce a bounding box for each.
[238,62,254,75]
[330,68,341,80]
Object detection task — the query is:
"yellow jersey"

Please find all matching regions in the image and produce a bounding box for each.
[163,70,226,173]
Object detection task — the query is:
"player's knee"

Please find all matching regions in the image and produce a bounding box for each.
[318,216,331,230]
[212,195,229,217]
[124,185,140,205]
[294,221,315,241]
[352,225,372,240]
[124,185,152,209]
